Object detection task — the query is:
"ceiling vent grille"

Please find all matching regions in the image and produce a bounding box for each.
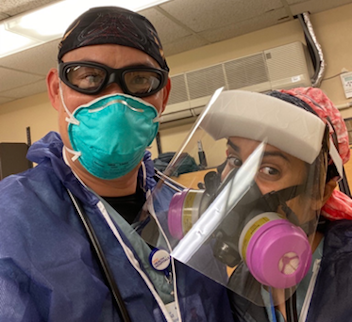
[162,41,312,124]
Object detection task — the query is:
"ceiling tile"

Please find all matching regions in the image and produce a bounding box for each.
[0,67,44,92]
[0,39,59,76]
[160,0,284,33]
[1,0,57,16]
[141,7,192,45]
[0,79,47,99]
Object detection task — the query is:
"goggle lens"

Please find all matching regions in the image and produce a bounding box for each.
[66,65,106,92]
[124,70,162,95]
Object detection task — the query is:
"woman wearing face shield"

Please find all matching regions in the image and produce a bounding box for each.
[153,87,352,322]
[221,88,352,322]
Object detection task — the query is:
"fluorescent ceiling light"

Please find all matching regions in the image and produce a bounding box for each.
[0,0,169,58]
[0,25,40,57]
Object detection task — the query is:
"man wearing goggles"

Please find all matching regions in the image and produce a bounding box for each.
[0,6,233,322]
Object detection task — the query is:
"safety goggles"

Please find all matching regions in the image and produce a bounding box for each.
[59,61,168,98]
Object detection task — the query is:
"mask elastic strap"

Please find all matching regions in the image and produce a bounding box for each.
[264,185,306,207]
[59,82,80,125]
[153,114,162,123]
[59,83,82,163]
[263,185,306,227]
[140,161,147,192]
[280,203,300,227]
[65,146,82,162]
[265,185,321,235]
[151,105,162,123]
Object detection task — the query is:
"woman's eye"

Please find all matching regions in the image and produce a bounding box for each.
[259,166,280,176]
[227,156,242,168]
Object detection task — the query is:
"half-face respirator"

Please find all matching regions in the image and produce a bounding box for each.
[168,169,312,289]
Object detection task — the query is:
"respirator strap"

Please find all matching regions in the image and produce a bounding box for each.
[263,185,306,207]
[59,82,80,125]
[65,146,82,162]
[263,185,306,226]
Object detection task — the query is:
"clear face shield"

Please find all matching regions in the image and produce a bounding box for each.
[137,88,332,306]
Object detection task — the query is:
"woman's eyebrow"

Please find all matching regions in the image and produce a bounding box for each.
[227,140,290,162]
[227,140,240,152]
[263,151,289,161]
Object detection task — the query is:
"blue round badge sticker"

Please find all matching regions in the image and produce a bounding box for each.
[149,249,171,271]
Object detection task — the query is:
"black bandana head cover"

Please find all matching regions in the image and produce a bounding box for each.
[58,6,169,71]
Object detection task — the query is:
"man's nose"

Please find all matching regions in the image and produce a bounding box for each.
[101,82,124,96]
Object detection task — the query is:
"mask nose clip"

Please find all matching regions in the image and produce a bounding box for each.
[99,99,145,113]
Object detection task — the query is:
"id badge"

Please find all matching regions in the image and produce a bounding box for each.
[165,301,180,322]
[153,301,180,322]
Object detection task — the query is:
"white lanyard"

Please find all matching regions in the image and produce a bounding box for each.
[96,199,180,322]
[299,258,321,322]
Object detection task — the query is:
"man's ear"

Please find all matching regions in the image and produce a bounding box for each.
[160,78,171,113]
[46,68,61,111]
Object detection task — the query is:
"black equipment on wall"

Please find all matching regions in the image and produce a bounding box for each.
[0,143,32,180]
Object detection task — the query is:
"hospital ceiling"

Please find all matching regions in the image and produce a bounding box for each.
[0,0,352,106]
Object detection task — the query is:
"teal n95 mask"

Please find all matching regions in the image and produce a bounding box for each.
[60,90,159,179]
